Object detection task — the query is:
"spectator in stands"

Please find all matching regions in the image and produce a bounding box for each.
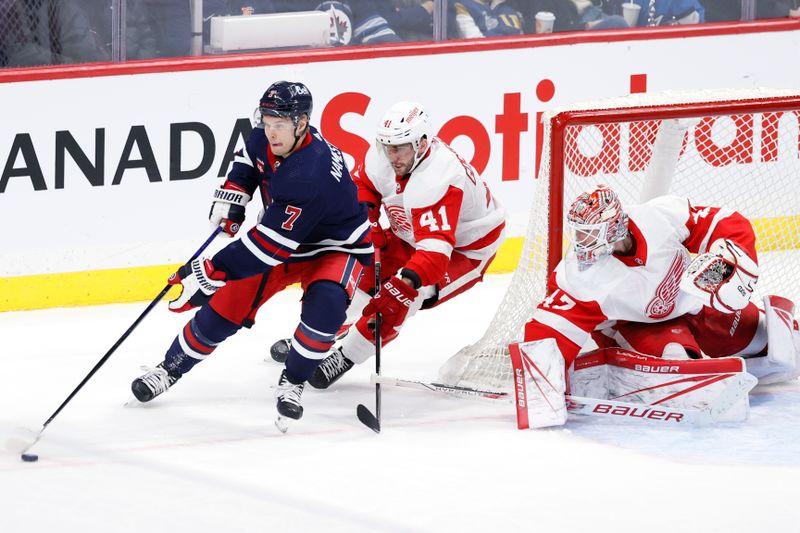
[626,0,705,26]
[140,0,192,57]
[382,1,435,41]
[84,0,158,60]
[0,0,102,67]
[317,1,434,45]
[756,1,800,19]
[569,0,629,29]
[451,0,524,38]
[702,0,741,22]
[510,0,626,33]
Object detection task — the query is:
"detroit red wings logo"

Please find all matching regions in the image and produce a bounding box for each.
[646,251,690,319]
[385,204,412,235]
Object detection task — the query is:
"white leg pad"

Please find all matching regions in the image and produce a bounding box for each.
[570,348,756,422]
[509,340,567,429]
[745,295,800,385]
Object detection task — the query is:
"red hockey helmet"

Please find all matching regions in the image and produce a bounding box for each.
[566,185,629,269]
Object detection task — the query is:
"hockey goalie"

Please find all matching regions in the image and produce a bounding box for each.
[514,185,800,429]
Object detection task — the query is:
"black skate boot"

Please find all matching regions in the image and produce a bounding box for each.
[131,363,182,402]
[276,370,304,419]
[308,348,354,389]
[269,338,291,363]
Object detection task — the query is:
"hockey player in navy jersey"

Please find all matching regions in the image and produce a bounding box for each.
[131,81,372,430]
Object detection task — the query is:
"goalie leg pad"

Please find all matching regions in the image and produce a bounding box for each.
[570,348,755,422]
[744,295,800,384]
[509,339,567,429]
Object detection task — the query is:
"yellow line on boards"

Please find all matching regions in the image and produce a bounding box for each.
[0,265,181,312]
[0,239,524,313]
[2,212,798,313]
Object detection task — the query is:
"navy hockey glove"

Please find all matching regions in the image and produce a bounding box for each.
[209,181,250,237]
[168,258,227,313]
[362,276,418,334]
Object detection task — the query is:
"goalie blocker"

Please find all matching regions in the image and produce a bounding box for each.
[510,341,757,429]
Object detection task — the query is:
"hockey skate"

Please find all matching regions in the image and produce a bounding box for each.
[131,363,182,403]
[275,369,305,433]
[308,348,354,389]
[269,338,291,363]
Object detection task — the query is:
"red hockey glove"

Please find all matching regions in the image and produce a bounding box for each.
[362,276,419,334]
[371,222,389,250]
[209,181,250,237]
[168,258,227,313]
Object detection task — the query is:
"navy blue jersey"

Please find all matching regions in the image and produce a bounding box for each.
[212,126,372,281]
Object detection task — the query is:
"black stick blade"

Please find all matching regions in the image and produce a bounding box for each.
[356,404,380,433]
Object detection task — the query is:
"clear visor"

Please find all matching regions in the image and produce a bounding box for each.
[378,141,415,158]
[252,107,264,127]
[253,107,298,128]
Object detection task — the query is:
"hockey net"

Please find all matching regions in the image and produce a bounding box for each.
[439,88,800,392]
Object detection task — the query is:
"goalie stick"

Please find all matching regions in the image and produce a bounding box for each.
[370,372,755,427]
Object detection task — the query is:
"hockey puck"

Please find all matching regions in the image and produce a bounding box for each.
[21,453,39,463]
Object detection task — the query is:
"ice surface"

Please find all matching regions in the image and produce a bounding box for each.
[1,274,798,532]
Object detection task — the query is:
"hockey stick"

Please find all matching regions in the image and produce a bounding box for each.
[371,373,755,427]
[372,374,511,401]
[14,227,222,461]
[357,249,382,433]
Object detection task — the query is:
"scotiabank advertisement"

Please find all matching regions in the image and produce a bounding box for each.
[1,25,799,284]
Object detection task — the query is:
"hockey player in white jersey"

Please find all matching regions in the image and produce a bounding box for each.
[523,184,800,387]
[272,101,506,387]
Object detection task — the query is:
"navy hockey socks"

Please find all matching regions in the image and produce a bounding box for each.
[285,281,348,382]
[164,307,241,375]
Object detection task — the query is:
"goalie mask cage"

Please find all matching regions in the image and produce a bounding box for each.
[439,88,800,392]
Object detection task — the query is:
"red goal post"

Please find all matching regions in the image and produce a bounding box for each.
[439,88,800,392]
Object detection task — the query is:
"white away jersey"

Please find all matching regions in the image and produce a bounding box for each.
[356,137,506,285]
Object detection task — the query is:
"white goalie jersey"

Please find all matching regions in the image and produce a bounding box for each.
[525,194,760,365]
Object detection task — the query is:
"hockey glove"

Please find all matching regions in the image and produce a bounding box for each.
[209,181,251,237]
[362,276,419,334]
[168,258,227,313]
[371,222,389,250]
[680,239,759,313]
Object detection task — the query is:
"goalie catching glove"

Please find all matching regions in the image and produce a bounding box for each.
[680,238,759,313]
[209,181,250,237]
[168,258,227,313]
[362,276,418,337]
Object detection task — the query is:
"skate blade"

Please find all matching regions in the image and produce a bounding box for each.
[123,395,142,407]
[275,416,291,434]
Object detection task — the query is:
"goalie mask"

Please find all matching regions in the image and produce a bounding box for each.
[375,101,432,174]
[567,185,629,270]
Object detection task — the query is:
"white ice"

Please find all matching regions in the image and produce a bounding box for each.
[1,274,799,532]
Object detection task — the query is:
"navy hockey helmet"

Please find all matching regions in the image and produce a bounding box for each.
[259,81,313,124]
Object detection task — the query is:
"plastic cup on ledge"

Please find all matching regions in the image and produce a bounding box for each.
[622,2,641,27]
[535,11,555,34]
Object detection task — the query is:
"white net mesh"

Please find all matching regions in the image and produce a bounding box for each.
[439,88,800,392]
